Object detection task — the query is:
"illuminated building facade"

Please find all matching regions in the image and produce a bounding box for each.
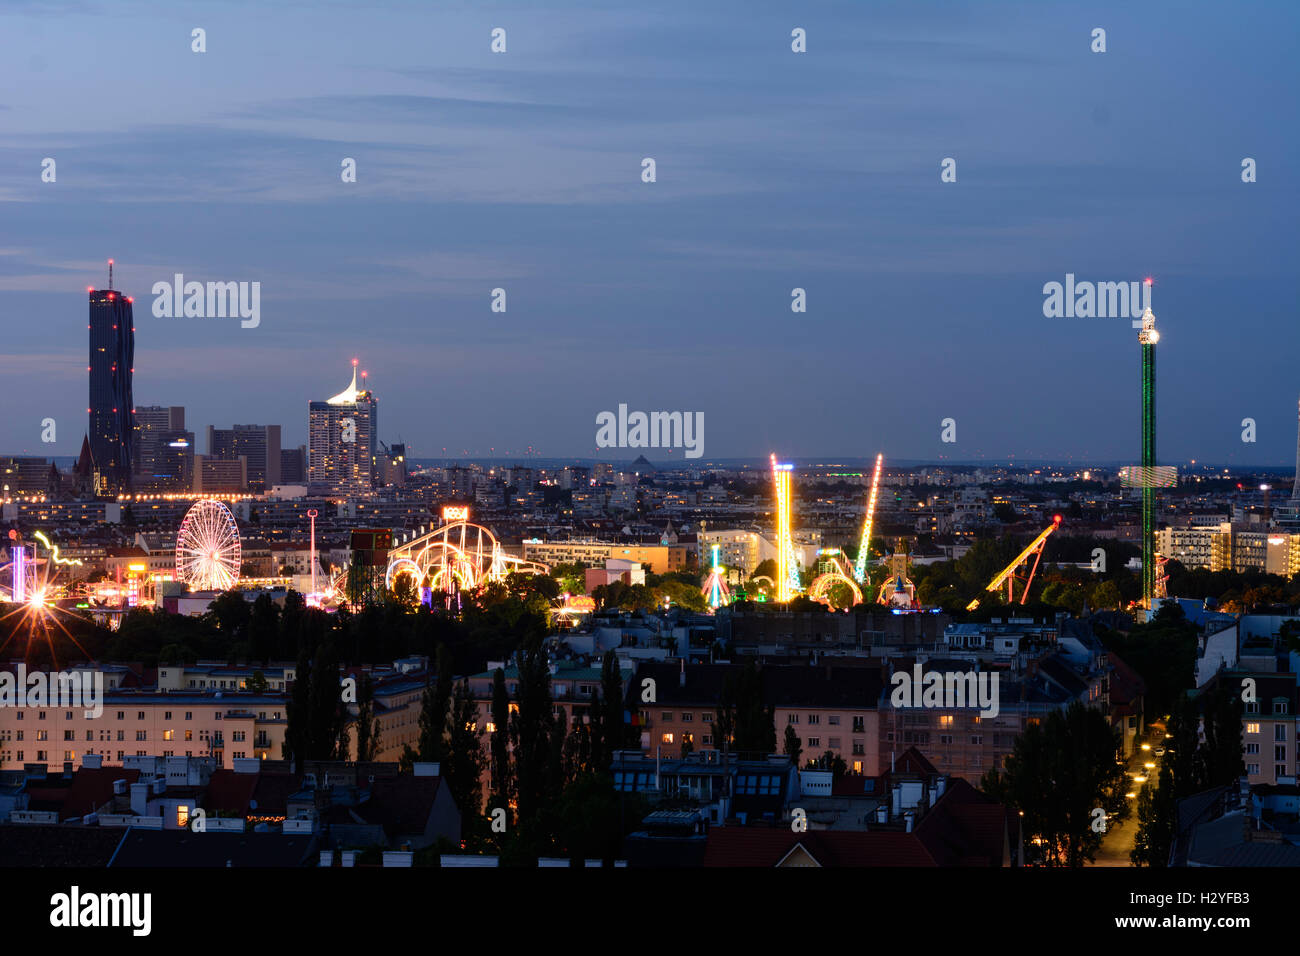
[308,363,377,497]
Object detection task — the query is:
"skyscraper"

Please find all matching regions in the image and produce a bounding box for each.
[87,262,135,491]
[134,405,186,482]
[207,423,282,492]
[308,362,377,497]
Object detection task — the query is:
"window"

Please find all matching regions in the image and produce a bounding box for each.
[940,734,953,744]
[1246,701,1259,714]
[164,711,172,720]
[1247,763,1260,775]
[852,761,862,774]
[116,730,125,741]
[137,712,144,720]
[64,730,74,741]
[787,714,799,724]
[117,751,124,761]
[681,713,693,722]
[701,713,713,723]
[702,735,713,746]
[215,713,222,721]
[971,735,983,745]
[36,730,48,742]
[1246,743,1260,755]
[682,733,694,744]
[1276,746,1287,761]
[14,712,21,721]
[1277,765,1287,779]
[807,737,820,748]
[661,712,673,722]
[939,715,954,728]
[185,730,193,741]
[85,730,93,741]
[807,714,820,725]
[662,733,674,744]
[1274,701,1289,716]
[853,742,864,755]
[185,712,192,721]
[1275,725,1287,742]
[117,711,124,720]
[485,722,496,734]
[1247,723,1260,734]
[852,716,864,733]
[828,715,841,726]
[164,730,174,741]
[137,731,147,741]
[38,711,46,720]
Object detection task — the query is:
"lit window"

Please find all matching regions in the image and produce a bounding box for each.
[1247,723,1260,734]
[662,733,674,744]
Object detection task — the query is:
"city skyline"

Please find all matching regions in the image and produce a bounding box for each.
[2,0,1297,465]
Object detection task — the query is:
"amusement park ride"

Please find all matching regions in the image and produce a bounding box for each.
[965,514,1063,611]
[326,504,550,609]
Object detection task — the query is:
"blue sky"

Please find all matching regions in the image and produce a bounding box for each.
[1,0,1296,464]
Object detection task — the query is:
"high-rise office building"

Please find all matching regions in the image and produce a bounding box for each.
[280,445,307,485]
[87,263,135,491]
[308,362,377,497]
[207,424,281,492]
[135,406,186,482]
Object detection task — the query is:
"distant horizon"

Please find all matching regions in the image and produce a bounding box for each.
[14,453,1300,473]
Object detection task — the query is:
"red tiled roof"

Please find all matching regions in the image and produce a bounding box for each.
[56,768,141,821]
[914,777,1009,867]
[205,770,260,816]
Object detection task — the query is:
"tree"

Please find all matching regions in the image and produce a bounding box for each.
[246,670,269,694]
[983,702,1126,867]
[488,668,512,819]
[355,674,378,762]
[592,650,626,770]
[714,660,775,758]
[248,593,279,666]
[783,724,802,766]
[445,680,487,817]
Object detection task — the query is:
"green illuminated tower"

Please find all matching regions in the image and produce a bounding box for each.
[1137,283,1158,605]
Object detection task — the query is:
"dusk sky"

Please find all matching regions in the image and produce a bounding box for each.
[2,0,1296,465]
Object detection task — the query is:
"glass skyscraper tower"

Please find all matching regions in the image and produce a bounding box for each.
[87,265,136,491]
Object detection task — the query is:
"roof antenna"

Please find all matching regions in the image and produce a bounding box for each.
[108,259,114,290]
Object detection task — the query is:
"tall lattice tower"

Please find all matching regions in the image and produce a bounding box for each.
[1137,280,1159,605]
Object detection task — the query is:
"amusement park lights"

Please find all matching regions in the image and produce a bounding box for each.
[770,455,799,603]
[854,453,884,583]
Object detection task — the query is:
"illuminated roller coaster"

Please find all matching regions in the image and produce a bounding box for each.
[334,506,550,605]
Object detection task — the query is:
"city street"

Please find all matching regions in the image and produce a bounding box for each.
[1091,724,1168,866]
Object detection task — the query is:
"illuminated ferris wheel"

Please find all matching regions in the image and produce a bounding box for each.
[176,499,242,591]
